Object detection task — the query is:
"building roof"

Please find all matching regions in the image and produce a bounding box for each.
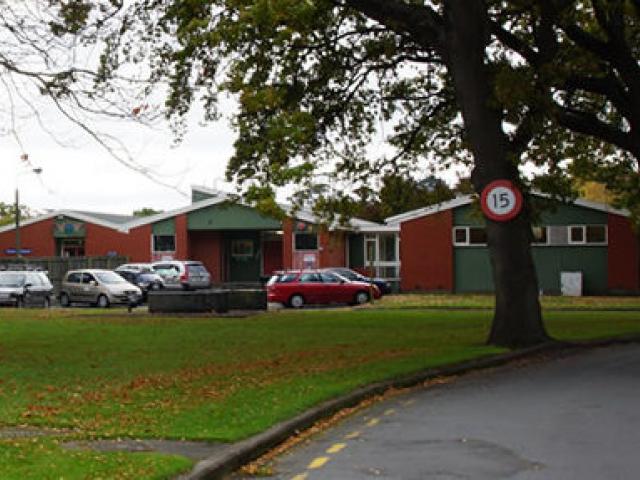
[384,193,630,225]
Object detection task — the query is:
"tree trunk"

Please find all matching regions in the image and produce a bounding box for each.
[443,0,550,348]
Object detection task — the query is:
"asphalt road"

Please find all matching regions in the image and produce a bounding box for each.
[244,344,640,480]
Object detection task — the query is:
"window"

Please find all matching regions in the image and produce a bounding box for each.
[231,239,253,258]
[454,228,467,244]
[453,227,487,246]
[532,226,548,245]
[153,235,176,252]
[365,236,376,263]
[569,226,584,243]
[299,273,321,283]
[378,233,397,262]
[586,225,606,243]
[66,272,82,283]
[320,272,341,283]
[295,233,318,251]
[569,225,607,245]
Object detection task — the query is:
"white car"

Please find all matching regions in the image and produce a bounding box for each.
[151,260,211,290]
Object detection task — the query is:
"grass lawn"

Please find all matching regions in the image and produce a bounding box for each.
[372,293,640,310]
[0,305,638,479]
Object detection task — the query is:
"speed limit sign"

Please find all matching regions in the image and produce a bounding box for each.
[481,180,523,222]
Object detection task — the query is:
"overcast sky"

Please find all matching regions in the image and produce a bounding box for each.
[0,99,239,216]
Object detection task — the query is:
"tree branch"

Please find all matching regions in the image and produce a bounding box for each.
[336,0,445,55]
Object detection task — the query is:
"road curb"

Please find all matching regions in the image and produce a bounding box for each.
[184,335,640,479]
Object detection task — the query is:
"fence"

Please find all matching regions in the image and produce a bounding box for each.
[0,256,128,293]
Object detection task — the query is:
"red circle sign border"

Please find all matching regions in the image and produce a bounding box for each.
[480,180,523,222]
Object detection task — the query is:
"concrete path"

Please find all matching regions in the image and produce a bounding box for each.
[238,344,640,480]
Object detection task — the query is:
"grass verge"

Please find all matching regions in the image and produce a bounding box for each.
[0,306,637,478]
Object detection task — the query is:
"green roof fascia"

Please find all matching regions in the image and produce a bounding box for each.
[187,203,281,231]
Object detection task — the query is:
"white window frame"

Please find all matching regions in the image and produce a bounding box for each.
[531,226,549,246]
[362,233,401,280]
[453,227,487,246]
[152,234,176,253]
[293,232,319,251]
[568,225,608,246]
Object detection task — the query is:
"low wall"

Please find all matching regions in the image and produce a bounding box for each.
[148,288,267,314]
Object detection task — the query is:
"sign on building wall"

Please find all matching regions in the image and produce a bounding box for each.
[54,219,86,238]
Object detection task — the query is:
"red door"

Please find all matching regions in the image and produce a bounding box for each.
[262,239,283,275]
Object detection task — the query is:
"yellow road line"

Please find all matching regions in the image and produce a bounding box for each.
[384,408,396,416]
[326,443,347,454]
[291,474,308,480]
[308,456,330,469]
[344,430,360,439]
[366,418,380,427]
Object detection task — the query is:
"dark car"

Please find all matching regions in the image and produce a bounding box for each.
[323,267,392,295]
[267,270,381,308]
[116,269,164,301]
[0,271,54,308]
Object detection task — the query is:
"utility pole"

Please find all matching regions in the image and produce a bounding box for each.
[15,188,21,258]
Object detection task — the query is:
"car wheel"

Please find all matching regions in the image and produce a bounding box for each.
[96,294,110,309]
[43,296,51,308]
[289,294,305,309]
[151,282,162,290]
[354,291,370,305]
[59,293,70,307]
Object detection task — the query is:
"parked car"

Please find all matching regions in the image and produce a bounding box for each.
[267,270,381,308]
[59,269,142,308]
[116,269,164,301]
[323,267,392,295]
[151,260,211,290]
[0,270,53,308]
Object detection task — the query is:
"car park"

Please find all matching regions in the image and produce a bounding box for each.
[267,270,381,308]
[0,270,53,308]
[151,260,211,290]
[323,267,392,295]
[59,269,142,308]
[116,269,164,301]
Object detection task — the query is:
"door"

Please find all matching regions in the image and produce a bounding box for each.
[227,232,261,282]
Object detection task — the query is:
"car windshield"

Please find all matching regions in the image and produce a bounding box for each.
[95,271,128,284]
[0,273,26,287]
[188,264,208,275]
[333,269,358,281]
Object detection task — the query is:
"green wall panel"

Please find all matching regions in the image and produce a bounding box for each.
[188,203,281,231]
[532,247,608,294]
[454,246,608,294]
[454,248,494,292]
[152,218,175,235]
[348,234,365,268]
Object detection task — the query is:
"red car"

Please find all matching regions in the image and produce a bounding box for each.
[267,270,381,308]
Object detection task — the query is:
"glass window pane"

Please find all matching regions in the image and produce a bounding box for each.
[295,233,318,250]
[469,228,487,244]
[570,226,584,243]
[378,234,397,262]
[532,226,547,244]
[365,240,376,263]
[586,225,606,243]
[153,235,176,252]
[454,228,467,244]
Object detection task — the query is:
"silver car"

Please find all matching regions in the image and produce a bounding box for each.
[59,269,142,308]
[0,271,53,308]
[151,260,211,290]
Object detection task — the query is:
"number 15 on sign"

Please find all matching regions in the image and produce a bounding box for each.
[481,180,523,222]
